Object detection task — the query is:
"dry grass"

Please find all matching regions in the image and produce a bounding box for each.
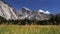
[0,25,60,34]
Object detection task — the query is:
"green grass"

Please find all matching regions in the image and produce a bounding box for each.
[0,25,60,34]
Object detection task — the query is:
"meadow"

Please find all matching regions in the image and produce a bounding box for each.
[0,25,60,34]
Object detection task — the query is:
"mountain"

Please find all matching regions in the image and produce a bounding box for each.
[17,7,32,20]
[0,0,18,20]
[0,0,51,21]
[18,7,51,20]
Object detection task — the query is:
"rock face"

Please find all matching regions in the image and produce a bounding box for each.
[0,0,51,21]
[17,7,32,20]
[0,0,18,20]
[18,7,50,20]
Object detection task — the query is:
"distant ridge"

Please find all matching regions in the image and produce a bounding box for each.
[0,0,51,21]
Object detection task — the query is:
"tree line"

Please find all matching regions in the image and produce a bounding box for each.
[0,13,60,25]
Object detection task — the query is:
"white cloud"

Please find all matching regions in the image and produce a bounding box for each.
[44,11,50,14]
[38,9,50,14]
[38,9,44,13]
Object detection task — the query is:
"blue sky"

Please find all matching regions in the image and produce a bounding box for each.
[3,0,60,14]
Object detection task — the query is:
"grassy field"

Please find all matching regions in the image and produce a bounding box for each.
[0,25,60,34]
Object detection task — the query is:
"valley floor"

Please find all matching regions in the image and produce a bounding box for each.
[0,25,60,34]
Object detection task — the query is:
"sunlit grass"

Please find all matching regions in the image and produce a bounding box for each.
[0,25,60,34]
